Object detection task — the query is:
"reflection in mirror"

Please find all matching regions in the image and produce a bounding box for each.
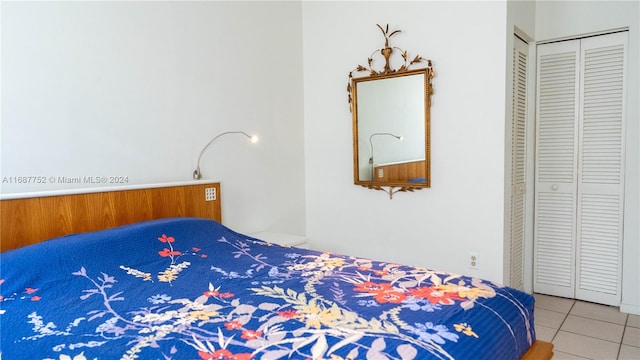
[348,24,434,199]
[355,72,426,182]
[367,132,403,180]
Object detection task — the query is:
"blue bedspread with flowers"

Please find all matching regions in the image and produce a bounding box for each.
[0,218,536,360]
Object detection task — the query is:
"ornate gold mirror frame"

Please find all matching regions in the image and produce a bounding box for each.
[348,24,435,199]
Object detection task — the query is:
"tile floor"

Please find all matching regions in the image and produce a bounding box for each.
[533,293,640,359]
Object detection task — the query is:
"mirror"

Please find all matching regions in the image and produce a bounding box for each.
[348,24,434,199]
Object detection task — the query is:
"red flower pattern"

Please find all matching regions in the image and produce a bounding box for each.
[407,286,464,305]
[353,282,393,293]
[198,349,252,360]
[224,320,243,330]
[241,330,263,340]
[353,281,408,304]
[158,248,181,257]
[203,290,219,297]
[374,291,406,304]
[203,290,234,298]
[278,309,299,318]
[158,234,175,243]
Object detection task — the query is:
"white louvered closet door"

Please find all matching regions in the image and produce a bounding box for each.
[534,39,580,299]
[575,32,627,306]
[509,35,528,291]
[534,32,627,306]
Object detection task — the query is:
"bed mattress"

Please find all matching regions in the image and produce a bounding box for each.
[0,218,536,359]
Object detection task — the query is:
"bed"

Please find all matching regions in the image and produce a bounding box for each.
[0,183,553,359]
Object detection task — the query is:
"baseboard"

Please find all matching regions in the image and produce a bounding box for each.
[620,302,640,315]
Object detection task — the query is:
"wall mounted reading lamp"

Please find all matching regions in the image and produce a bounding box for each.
[369,132,403,181]
[369,132,403,165]
[193,131,258,180]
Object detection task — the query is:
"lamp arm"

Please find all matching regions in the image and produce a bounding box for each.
[369,134,375,165]
[368,132,402,165]
[193,131,254,180]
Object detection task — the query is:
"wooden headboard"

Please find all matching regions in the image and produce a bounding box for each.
[373,160,426,182]
[0,181,221,252]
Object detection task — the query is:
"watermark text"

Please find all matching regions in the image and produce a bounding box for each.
[2,176,130,185]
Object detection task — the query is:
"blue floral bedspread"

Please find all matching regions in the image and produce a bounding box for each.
[0,218,536,360]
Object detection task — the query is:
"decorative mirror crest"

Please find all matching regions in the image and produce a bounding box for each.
[348,24,435,113]
[348,24,435,199]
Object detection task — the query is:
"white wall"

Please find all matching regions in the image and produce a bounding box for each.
[535,0,640,315]
[0,1,306,236]
[303,1,509,282]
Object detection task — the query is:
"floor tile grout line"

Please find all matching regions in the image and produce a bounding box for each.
[625,315,640,329]
[616,326,623,359]
[533,295,640,359]
[555,301,629,360]
[556,328,624,345]
[566,313,629,327]
[620,342,640,350]
[552,329,623,360]
[621,325,640,349]
[538,299,629,326]
[551,300,575,343]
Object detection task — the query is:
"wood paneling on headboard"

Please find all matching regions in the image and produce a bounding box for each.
[374,160,426,182]
[0,182,221,252]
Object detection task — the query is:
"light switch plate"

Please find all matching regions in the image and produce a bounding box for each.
[205,187,216,201]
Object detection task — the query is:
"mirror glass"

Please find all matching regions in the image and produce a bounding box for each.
[352,68,430,187]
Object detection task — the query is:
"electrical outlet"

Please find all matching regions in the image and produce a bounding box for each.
[205,187,216,201]
[378,168,384,178]
[469,252,479,270]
